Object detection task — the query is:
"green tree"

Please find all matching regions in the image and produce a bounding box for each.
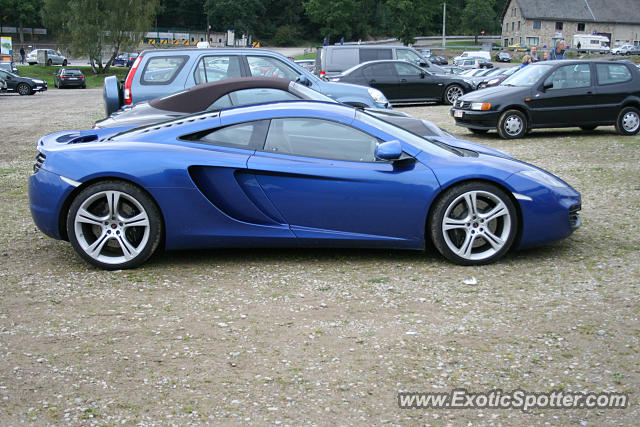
[42,0,160,73]
[303,0,370,43]
[461,0,497,43]
[204,0,264,37]
[0,0,43,43]
[385,0,435,45]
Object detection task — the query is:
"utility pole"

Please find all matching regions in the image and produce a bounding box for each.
[442,2,446,48]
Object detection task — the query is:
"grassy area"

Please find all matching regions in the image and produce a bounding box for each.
[15,64,130,88]
[294,52,316,60]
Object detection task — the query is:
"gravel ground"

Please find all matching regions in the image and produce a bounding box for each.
[1,88,639,425]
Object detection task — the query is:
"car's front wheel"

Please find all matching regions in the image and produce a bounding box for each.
[615,106,640,136]
[429,182,518,265]
[17,83,32,95]
[444,84,464,105]
[67,181,163,270]
[497,109,527,139]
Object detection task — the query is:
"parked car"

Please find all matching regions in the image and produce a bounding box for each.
[611,44,636,55]
[0,76,6,91]
[477,66,519,89]
[464,67,510,89]
[26,49,67,66]
[495,52,511,62]
[451,60,640,138]
[0,61,18,73]
[294,59,315,72]
[429,55,449,65]
[103,48,390,116]
[54,68,86,89]
[0,69,47,95]
[113,52,139,67]
[419,48,431,57]
[457,58,486,70]
[453,51,491,63]
[507,43,528,52]
[30,100,581,270]
[330,60,475,105]
[314,45,446,78]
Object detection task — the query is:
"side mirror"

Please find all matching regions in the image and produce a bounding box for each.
[375,140,403,161]
[419,61,427,67]
[296,74,311,87]
[420,72,426,79]
[542,81,553,91]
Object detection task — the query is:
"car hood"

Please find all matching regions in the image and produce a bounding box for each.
[458,85,527,101]
[430,136,513,159]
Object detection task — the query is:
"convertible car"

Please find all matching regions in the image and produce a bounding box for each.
[29,101,581,270]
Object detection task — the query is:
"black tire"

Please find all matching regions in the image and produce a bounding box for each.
[82,84,86,89]
[497,109,527,139]
[66,180,163,270]
[443,84,464,105]
[469,128,489,134]
[62,59,67,66]
[429,181,518,265]
[17,83,32,95]
[615,106,640,136]
[579,125,597,131]
[47,58,52,66]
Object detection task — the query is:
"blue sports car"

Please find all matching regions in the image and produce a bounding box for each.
[29,101,581,270]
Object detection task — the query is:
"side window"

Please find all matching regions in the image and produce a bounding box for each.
[184,120,269,149]
[247,56,299,81]
[359,48,393,62]
[544,64,591,90]
[263,118,380,162]
[141,56,189,85]
[194,56,242,85]
[207,94,233,110]
[397,49,423,66]
[230,88,298,106]
[393,62,422,77]
[362,63,396,79]
[596,64,632,85]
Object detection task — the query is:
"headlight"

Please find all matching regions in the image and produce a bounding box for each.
[518,170,568,188]
[487,78,499,85]
[368,87,388,105]
[33,79,45,84]
[470,102,491,111]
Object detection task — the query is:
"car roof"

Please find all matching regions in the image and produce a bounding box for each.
[149,77,292,113]
[139,47,288,56]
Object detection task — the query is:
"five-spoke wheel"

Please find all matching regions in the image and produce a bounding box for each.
[67,181,162,270]
[430,182,518,265]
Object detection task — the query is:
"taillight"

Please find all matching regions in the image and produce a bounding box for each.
[123,55,142,105]
[320,70,325,77]
[79,75,84,78]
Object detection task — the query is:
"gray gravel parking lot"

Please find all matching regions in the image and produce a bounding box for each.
[1,88,639,425]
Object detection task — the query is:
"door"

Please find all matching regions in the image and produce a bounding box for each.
[392,62,441,101]
[528,63,597,126]
[247,117,439,247]
[593,63,634,122]
[361,63,400,100]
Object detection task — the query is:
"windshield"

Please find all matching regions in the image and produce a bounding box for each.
[288,81,336,102]
[501,64,552,87]
[356,111,458,157]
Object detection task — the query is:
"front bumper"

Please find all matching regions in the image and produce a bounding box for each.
[450,108,499,130]
[29,167,75,240]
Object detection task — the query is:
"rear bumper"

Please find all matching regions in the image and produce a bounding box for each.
[59,80,85,87]
[451,109,499,130]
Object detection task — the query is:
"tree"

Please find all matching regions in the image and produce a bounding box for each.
[303,0,370,43]
[0,0,43,43]
[204,0,264,37]
[42,0,160,73]
[461,0,497,44]
[385,0,435,45]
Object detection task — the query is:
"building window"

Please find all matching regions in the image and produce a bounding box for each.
[533,20,541,29]
[526,37,539,46]
[518,21,521,31]
[512,22,514,31]
[577,22,585,31]
[555,22,563,30]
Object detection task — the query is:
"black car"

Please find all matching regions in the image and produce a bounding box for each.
[451,60,640,138]
[54,68,86,89]
[495,52,511,62]
[330,60,475,105]
[94,77,454,139]
[0,69,47,95]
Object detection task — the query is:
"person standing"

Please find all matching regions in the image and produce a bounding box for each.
[548,39,567,60]
[520,55,532,69]
[19,47,25,64]
[529,45,540,62]
[577,41,582,51]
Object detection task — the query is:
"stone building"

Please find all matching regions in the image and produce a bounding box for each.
[500,0,640,49]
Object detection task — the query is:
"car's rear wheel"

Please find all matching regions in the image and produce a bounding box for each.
[497,109,527,139]
[615,106,640,136]
[17,83,32,95]
[444,84,464,105]
[67,181,163,270]
[47,59,52,66]
[429,182,518,265]
[62,59,67,66]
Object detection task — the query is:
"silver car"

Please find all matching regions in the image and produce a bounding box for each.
[26,49,67,66]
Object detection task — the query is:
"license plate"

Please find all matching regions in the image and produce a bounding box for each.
[454,110,463,118]
[68,78,77,80]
